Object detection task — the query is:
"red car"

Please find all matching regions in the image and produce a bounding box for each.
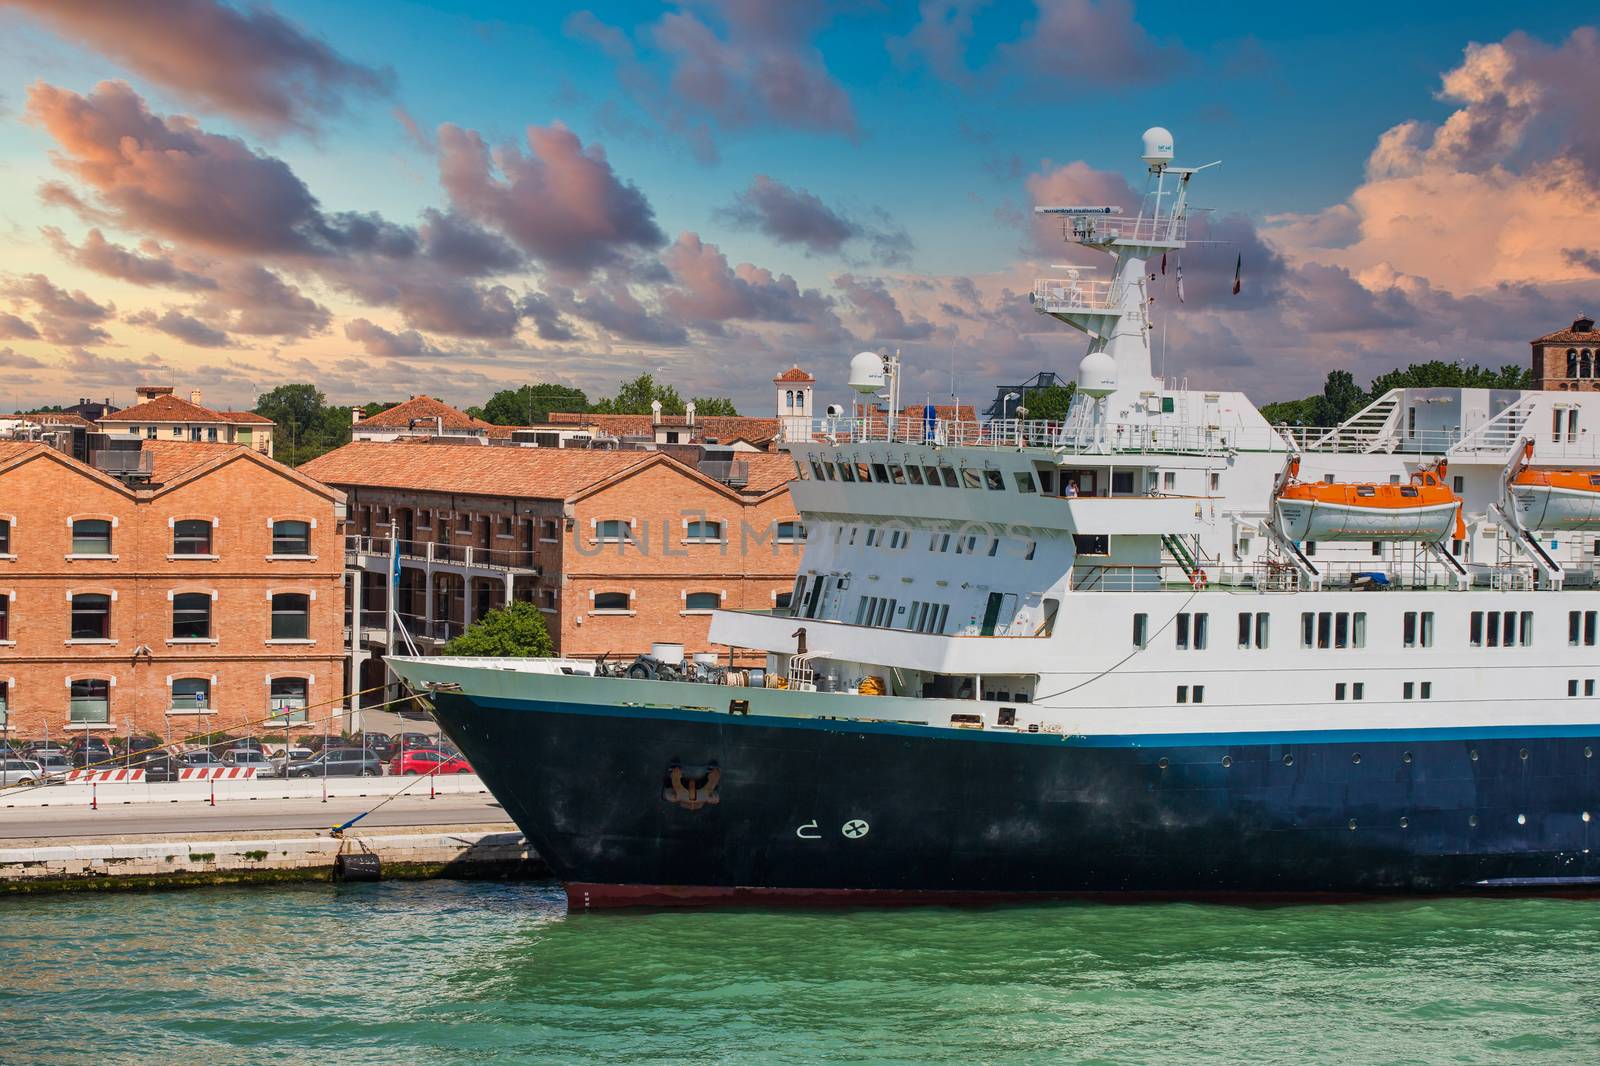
[389,749,472,776]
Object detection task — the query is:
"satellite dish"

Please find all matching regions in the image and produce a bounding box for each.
[848,351,886,395]
[1142,126,1174,168]
[1078,351,1118,398]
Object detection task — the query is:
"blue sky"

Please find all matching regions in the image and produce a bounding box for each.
[0,1,1597,414]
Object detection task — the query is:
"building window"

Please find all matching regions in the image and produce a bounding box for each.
[270,593,310,640]
[172,592,212,639]
[171,677,211,712]
[684,519,724,543]
[1403,611,1434,648]
[541,520,559,541]
[70,593,110,640]
[776,521,804,543]
[271,520,311,555]
[1175,612,1208,650]
[774,591,793,611]
[206,427,218,443]
[145,426,157,439]
[173,519,213,556]
[0,517,10,554]
[0,596,8,641]
[596,520,632,543]
[71,518,112,555]
[69,679,110,724]
[0,680,7,727]
[1238,611,1269,649]
[593,592,631,612]
[685,592,721,612]
[269,678,309,725]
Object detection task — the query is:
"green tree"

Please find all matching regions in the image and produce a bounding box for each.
[443,601,554,658]
[479,383,590,425]
[254,384,355,466]
[689,395,740,416]
[1311,370,1367,426]
[591,373,686,415]
[1020,384,1075,421]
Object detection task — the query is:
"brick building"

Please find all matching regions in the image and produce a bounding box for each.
[299,440,801,699]
[98,386,276,456]
[1532,315,1600,391]
[0,441,345,742]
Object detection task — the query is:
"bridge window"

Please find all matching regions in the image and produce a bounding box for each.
[905,465,923,485]
[1013,471,1035,493]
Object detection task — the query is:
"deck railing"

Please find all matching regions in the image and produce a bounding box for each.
[345,535,541,573]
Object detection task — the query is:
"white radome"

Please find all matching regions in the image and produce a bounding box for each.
[1142,126,1174,167]
[1077,350,1117,397]
[848,351,886,395]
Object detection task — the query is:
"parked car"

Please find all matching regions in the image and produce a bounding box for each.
[222,750,276,775]
[349,732,395,759]
[284,748,384,778]
[133,750,182,782]
[0,758,44,786]
[24,741,68,759]
[390,749,472,776]
[33,753,71,782]
[179,749,224,767]
[209,736,264,756]
[393,732,440,752]
[68,737,114,768]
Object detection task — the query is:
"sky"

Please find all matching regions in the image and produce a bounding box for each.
[0,0,1596,417]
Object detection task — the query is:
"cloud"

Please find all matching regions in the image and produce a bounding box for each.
[0,313,40,340]
[42,227,216,290]
[125,307,233,348]
[1564,248,1600,275]
[0,346,46,370]
[834,273,935,340]
[3,0,392,132]
[343,318,466,360]
[1,271,115,345]
[888,1,991,85]
[1002,0,1188,86]
[565,3,856,162]
[661,232,842,336]
[555,275,688,346]
[718,175,912,264]
[1023,160,1139,255]
[437,121,666,278]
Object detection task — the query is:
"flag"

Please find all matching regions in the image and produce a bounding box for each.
[1176,264,1185,303]
[1232,253,1242,295]
[1160,252,1167,275]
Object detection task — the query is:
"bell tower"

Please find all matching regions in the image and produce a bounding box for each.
[774,365,814,441]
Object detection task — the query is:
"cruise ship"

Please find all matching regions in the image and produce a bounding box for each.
[390,129,1600,908]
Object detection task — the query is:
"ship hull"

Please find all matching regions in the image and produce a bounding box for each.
[425,690,1600,909]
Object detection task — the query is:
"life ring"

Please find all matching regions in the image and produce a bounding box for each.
[1190,568,1209,590]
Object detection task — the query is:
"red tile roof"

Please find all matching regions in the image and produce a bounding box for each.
[99,394,221,423]
[16,411,96,428]
[740,452,799,493]
[355,395,495,432]
[300,441,663,500]
[1535,316,1600,344]
[139,441,242,482]
[773,365,815,383]
[214,410,275,425]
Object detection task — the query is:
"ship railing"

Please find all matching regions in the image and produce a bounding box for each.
[1059,213,1188,246]
[1070,560,1484,593]
[1031,278,1121,313]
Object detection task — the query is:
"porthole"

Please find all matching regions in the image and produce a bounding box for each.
[1586,747,1594,759]
[1157,757,1169,770]
[1348,819,1358,831]
[1282,753,1294,767]
[1221,755,1233,768]
[1469,814,1479,827]
[1470,749,1479,761]
[1519,748,1529,761]
[1402,751,1412,764]
[1584,811,1592,823]
[1517,813,1527,826]
[1351,752,1361,765]
[1399,816,1409,829]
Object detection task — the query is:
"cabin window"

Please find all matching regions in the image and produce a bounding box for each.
[1301,611,1365,649]
[1399,486,1419,498]
[1335,682,1365,701]
[1176,685,1204,704]
[1132,613,1148,649]
[1013,472,1035,493]
[939,466,958,488]
[1175,612,1207,650]
[1569,611,1597,646]
[855,463,871,482]
[1356,485,1376,497]
[810,460,826,480]
[961,468,982,490]
[922,465,941,485]
[1403,611,1435,648]
[984,469,1005,491]
[1072,534,1109,556]
[1037,469,1056,495]
[1471,610,1532,648]
[1238,611,1269,649]
[889,464,906,485]
[871,463,889,483]
[905,465,924,485]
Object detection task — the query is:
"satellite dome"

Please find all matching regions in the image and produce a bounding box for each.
[1141,126,1174,167]
[1077,350,1118,398]
[848,351,886,394]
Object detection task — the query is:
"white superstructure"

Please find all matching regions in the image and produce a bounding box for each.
[707,129,1600,741]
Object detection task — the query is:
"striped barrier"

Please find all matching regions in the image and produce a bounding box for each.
[65,768,146,783]
[178,767,259,780]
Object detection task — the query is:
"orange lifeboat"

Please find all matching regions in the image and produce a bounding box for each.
[1275,459,1465,542]
[1510,442,1600,531]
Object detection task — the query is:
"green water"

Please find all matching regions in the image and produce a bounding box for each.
[2,882,1599,1064]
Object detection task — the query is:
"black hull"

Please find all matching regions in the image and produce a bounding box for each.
[430,693,1600,909]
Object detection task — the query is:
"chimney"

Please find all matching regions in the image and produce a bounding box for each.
[351,408,363,426]
[651,398,663,426]
[189,389,202,406]
[686,400,697,427]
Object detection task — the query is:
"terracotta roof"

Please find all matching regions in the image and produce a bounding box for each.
[740,452,799,493]
[138,441,243,482]
[0,440,42,465]
[355,395,494,432]
[100,394,227,423]
[1535,316,1600,344]
[900,404,978,422]
[542,412,781,445]
[215,410,275,425]
[774,365,814,383]
[16,411,96,428]
[300,441,661,500]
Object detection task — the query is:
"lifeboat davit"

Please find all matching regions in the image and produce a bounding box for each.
[1511,465,1600,531]
[1275,459,1464,542]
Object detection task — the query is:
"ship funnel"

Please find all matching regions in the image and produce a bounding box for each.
[1142,126,1174,168]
